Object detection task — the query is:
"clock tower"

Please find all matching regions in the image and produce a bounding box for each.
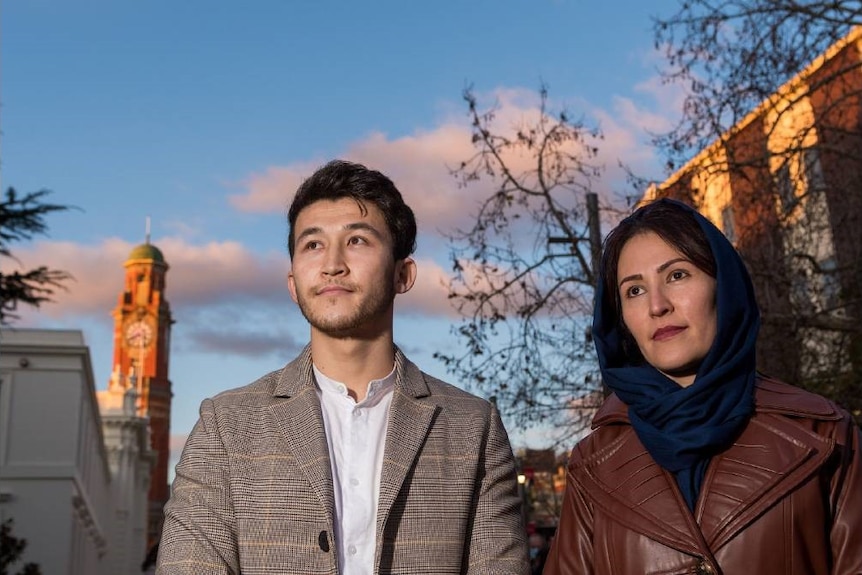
[107,238,174,548]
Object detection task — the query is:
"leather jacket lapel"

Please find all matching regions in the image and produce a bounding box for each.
[573,410,837,559]
[571,429,711,559]
[698,412,835,550]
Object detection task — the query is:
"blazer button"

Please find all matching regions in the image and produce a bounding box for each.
[696,560,715,575]
[318,531,330,552]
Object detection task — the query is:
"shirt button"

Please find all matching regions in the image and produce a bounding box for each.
[350,478,359,486]
[348,545,357,555]
[352,409,361,418]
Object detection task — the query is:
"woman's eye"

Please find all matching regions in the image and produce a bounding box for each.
[625,285,643,298]
[669,270,688,281]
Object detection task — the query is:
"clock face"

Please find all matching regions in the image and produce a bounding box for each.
[125,320,153,348]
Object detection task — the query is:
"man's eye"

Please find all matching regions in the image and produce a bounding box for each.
[348,236,367,245]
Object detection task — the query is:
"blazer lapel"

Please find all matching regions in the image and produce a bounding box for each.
[376,352,438,534]
[268,347,336,525]
[698,412,835,551]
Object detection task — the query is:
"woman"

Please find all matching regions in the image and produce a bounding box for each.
[544,198,861,574]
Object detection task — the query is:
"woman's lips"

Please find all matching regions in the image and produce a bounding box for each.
[653,325,686,341]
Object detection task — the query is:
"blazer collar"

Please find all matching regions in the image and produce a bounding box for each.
[272,344,431,399]
[268,344,437,535]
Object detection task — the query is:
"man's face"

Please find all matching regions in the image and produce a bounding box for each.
[288,198,414,338]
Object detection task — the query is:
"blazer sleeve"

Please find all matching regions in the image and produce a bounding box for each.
[543,446,593,575]
[465,404,531,574]
[156,398,239,575]
[830,413,862,574]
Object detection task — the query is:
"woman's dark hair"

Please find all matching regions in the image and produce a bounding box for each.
[287,160,417,261]
[600,199,717,362]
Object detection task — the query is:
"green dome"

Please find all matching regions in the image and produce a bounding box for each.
[127,243,165,263]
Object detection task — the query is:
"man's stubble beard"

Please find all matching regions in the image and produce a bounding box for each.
[296,277,397,339]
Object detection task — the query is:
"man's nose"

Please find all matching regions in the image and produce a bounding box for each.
[322,245,347,276]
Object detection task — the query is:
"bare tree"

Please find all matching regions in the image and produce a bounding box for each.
[435,87,608,441]
[0,188,73,324]
[653,0,862,422]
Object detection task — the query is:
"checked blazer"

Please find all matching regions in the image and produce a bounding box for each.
[156,346,529,574]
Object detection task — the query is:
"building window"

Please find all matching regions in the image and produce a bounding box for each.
[721,205,736,243]
[775,162,797,214]
[819,257,841,313]
[802,148,826,193]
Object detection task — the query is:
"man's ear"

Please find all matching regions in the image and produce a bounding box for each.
[394,257,417,294]
[287,270,299,303]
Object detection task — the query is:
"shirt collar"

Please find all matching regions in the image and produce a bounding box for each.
[313,363,396,407]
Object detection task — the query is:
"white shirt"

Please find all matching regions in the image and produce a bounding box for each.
[314,364,395,575]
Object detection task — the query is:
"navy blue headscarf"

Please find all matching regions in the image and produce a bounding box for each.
[593,199,760,511]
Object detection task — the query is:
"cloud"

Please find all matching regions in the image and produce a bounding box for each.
[399,257,456,318]
[7,237,291,318]
[228,85,676,235]
[229,126,485,236]
[223,89,579,225]
[230,159,321,214]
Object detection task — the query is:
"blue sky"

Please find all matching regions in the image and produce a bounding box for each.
[2,0,685,461]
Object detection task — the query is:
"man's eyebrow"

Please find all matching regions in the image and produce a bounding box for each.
[295,222,385,244]
[344,222,385,239]
[295,226,323,244]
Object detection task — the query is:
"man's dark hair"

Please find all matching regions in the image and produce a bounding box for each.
[287,160,417,261]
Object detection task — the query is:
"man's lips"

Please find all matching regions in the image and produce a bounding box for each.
[316,284,353,295]
[652,325,686,341]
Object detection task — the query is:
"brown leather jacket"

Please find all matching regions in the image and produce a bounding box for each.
[544,377,862,575]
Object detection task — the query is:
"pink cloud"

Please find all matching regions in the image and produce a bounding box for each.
[228,126,486,235]
[230,159,322,213]
[6,237,290,319]
[399,257,458,318]
[227,85,665,235]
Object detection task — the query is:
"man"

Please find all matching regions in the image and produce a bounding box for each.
[157,160,529,574]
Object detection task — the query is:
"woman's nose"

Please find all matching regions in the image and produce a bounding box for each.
[648,288,672,317]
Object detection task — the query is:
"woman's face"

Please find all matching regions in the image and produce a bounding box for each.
[617,231,717,387]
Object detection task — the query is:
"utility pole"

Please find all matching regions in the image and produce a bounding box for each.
[547,192,602,288]
[586,192,602,288]
[548,192,607,396]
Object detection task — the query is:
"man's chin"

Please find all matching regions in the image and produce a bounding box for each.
[310,318,374,340]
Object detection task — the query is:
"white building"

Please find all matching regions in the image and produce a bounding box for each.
[0,328,152,575]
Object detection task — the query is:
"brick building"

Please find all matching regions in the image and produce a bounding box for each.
[644,27,862,419]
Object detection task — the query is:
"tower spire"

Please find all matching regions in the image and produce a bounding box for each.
[145,215,151,244]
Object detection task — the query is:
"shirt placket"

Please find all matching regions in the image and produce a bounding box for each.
[343,404,372,574]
